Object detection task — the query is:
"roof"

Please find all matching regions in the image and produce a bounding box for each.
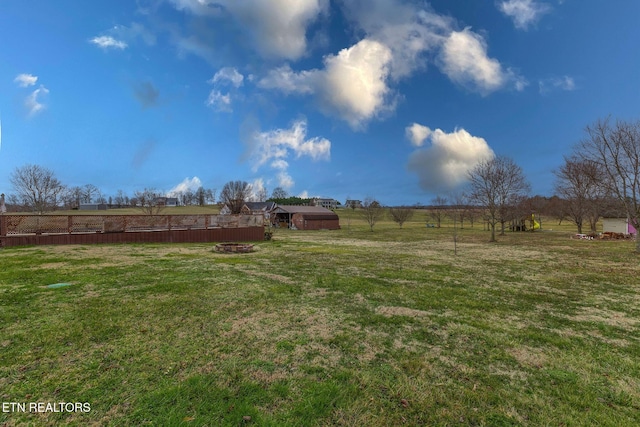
[244,201,276,211]
[274,205,337,216]
[275,205,338,219]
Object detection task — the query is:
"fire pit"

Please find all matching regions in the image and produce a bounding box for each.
[214,243,254,253]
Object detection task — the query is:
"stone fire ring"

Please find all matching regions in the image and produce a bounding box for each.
[214,243,254,253]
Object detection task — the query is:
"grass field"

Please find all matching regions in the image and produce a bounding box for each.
[1,212,639,426]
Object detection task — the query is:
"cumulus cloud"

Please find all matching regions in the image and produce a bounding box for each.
[206,90,232,112]
[407,125,495,192]
[439,28,524,94]
[209,67,244,87]
[339,0,451,80]
[259,1,522,126]
[539,75,576,94]
[170,0,328,60]
[14,73,38,87]
[25,85,49,117]
[406,123,432,147]
[259,39,394,129]
[90,35,128,50]
[167,177,203,197]
[205,67,245,112]
[246,119,330,189]
[498,0,552,30]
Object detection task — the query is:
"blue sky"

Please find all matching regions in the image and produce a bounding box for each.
[1,0,639,205]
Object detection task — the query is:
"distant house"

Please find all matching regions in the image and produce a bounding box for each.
[272,205,340,230]
[602,218,637,236]
[312,198,338,210]
[154,197,179,207]
[220,204,232,215]
[345,199,362,209]
[79,203,108,211]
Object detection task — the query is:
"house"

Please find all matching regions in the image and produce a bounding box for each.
[241,201,276,216]
[154,197,179,207]
[312,198,339,210]
[345,199,362,209]
[602,218,637,236]
[272,205,340,230]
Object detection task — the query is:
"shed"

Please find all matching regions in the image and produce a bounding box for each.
[272,205,340,230]
[602,218,637,236]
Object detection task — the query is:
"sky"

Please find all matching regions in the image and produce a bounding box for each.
[1,0,639,206]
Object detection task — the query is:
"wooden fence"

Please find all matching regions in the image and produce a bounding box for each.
[0,214,264,247]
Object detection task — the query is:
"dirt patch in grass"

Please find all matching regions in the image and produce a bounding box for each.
[376,306,432,318]
[508,346,548,369]
[567,307,639,330]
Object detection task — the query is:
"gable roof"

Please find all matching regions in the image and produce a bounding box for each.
[274,205,337,217]
[244,201,276,211]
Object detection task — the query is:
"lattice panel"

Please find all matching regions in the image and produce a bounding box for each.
[1,214,264,236]
[124,215,169,232]
[169,215,206,230]
[4,215,68,235]
[70,216,104,233]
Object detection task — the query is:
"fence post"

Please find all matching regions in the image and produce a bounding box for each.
[68,216,73,234]
[0,214,5,237]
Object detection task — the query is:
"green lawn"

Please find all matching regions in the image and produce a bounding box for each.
[1,213,639,426]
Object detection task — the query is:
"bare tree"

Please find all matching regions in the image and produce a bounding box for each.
[271,187,288,199]
[83,184,100,204]
[388,206,414,228]
[554,156,607,233]
[114,190,127,208]
[134,188,164,215]
[207,188,217,205]
[220,180,251,214]
[579,117,640,251]
[361,197,384,231]
[428,195,448,228]
[468,156,530,242]
[10,164,65,214]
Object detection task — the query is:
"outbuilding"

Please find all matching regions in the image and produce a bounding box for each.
[602,218,637,236]
[272,205,340,230]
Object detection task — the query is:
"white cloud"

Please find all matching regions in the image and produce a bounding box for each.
[407,125,495,192]
[339,0,451,80]
[539,75,576,94]
[206,90,232,112]
[90,35,128,50]
[210,67,244,88]
[248,178,267,201]
[259,39,394,129]
[277,171,295,190]
[170,0,328,60]
[260,2,522,126]
[246,119,330,190]
[259,65,317,95]
[405,123,432,147]
[25,85,49,116]
[439,28,523,94]
[167,177,203,196]
[14,74,38,87]
[498,0,552,30]
[205,67,245,112]
[298,190,309,199]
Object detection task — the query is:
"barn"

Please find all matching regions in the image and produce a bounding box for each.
[272,205,340,230]
[602,218,637,236]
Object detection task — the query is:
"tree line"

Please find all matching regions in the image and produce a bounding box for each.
[5,117,640,250]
